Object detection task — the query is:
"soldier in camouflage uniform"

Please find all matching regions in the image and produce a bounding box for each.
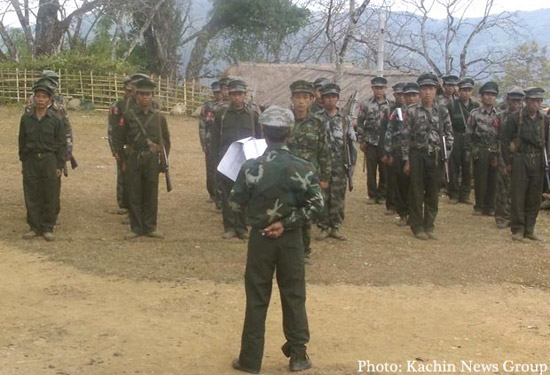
[25,71,76,220]
[402,73,453,240]
[229,106,323,374]
[381,82,405,215]
[19,80,67,242]
[502,87,549,242]
[108,76,135,215]
[212,78,261,239]
[310,77,328,114]
[495,87,524,228]
[357,76,393,205]
[466,82,500,216]
[384,82,420,226]
[437,75,459,108]
[447,78,479,204]
[199,81,223,204]
[316,82,357,241]
[287,80,331,263]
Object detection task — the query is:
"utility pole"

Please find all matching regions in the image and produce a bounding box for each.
[377,10,386,77]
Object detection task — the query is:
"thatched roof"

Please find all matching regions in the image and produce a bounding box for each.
[224,62,417,107]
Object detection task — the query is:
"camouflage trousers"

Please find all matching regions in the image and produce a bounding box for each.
[494,155,511,227]
[317,164,347,229]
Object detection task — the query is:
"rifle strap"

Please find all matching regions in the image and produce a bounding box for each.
[129,109,156,144]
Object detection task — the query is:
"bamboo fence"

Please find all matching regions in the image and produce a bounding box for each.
[0,68,210,114]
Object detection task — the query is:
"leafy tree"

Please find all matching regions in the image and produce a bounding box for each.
[497,42,550,93]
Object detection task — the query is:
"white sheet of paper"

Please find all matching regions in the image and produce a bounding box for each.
[217,137,267,181]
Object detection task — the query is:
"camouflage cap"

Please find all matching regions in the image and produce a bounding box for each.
[458,78,475,89]
[392,82,406,93]
[506,86,525,99]
[403,82,420,94]
[33,78,55,96]
[479,81,499,95]
[211,81,221,92]
[219,77,231,87]
[135,78,156,92]
[290,80,314,95]
[42,70,59,80]
[417,73,438,87]
[259,105,295,128]
[313,77,329,88]
[371,76,388,87]
[524,87,545,99]
[320,82,340,96]
[130,73,151,83]
[228,78,247,93]
[442,74,460,85]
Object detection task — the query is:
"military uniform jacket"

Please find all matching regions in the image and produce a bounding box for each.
[287,111,332,182]
[229,144,325,230]
[108,96,134,153]
[502,109,550,165]
[466,106,500,151]
[18,108,67,169]
[213,103,261,159]
[447,99,479,134]
[318,108,357,166]
[437,94,457,109]
[384,104,406,154]
[199,99,222,151]
[402,102,453,161]
[357,97,393,147]
[310,101,324,115]
[113,107,171,157]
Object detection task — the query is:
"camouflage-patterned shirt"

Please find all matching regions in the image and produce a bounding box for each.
[447,99,479,134]
[384,105,406,154]
[198,99,222,151]
[228,144,325,230]
[437,94,457,109]
[402,103,453,161]
[318,109,357,166]
[357,97,393,146]
[287,111,332,182]
[310,101,324,115]
[466,106,500,151]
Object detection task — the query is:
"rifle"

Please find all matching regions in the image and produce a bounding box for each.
[442,136,450,184]
[343,91,358,192]
[544,126,550,192]
[157,116,173,193]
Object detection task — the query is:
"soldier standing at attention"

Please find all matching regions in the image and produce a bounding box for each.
[437,74,459,107]
[287,80,331,264]
[466,82,500,216]
[357,76,392,205]
[495,87,525,229]
[402,73,453,240]
[310,77,328,114]
[447,78,479,204]
[19,80,67,241]
[108,76,135,215]
[316,83,357,241]
[502,87,549,242]
[113,76,170,240]
[384,82,420,226]
[199,81,223,204]
[213,78,261,239]
[229,106,324,374]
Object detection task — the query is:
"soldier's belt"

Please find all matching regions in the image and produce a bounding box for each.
[29,152,53,159]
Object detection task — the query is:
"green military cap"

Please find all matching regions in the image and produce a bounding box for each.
[42,70,59,80]
[122,76,132,85]
[259,105,295,128]
[228,78,247,93]
[524,87,545,99]
[135,78,156,92]
[211,81,221,92]
[442,74,460,85]
[371,76,388,87]
[290,80,314,95]
[507,86,525,99]
[403,82,420,94]
[130,73,151,83]
[479,81,499,95]
[219,77,231,87]
[313,77,329,88]
[392,82,406,93]
[417,73,438,87]
[458,78,475,89]
[320,82,340,96]
[33,78,55,96]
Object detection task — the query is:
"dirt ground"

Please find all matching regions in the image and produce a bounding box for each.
[1,106,550,375]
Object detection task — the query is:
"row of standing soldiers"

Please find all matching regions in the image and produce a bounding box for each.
[200,73,549,245]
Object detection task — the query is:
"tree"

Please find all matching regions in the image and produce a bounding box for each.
[184,0,309,79]
[497,42,550,94]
